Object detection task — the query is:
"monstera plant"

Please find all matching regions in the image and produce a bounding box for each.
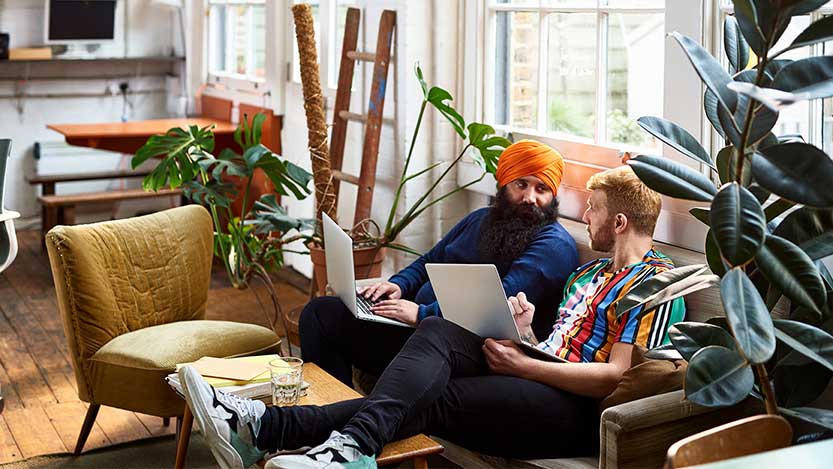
[132,114,315,344]
[619,1,833,430]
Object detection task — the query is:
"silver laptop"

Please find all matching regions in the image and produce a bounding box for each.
[322,213,412,328]
[426,263,565,362]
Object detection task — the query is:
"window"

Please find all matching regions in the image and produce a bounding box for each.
[289,0,357,91]
[486,0,665,150]
[715,1,833,150]
[207,0,267,83]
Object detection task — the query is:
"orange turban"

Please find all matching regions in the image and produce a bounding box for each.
[495,140,565,195]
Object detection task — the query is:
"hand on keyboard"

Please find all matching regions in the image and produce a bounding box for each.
[370,299,420,326]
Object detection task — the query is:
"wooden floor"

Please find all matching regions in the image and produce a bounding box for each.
[0,230,310,464]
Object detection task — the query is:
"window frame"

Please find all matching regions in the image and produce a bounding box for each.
[483,0,666,152]
[204,0,269,95]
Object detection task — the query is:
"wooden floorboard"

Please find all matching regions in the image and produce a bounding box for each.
[0,229,309,464]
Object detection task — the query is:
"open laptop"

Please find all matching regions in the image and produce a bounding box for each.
[322,213,412,328]
[426,263,565,362]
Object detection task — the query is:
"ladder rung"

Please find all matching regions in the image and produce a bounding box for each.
[346,50,377,62]
[332,170,360,186]
[339,111,366,123]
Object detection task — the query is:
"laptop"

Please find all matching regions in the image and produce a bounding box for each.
[322,213,412,328]
[426,263,565,362]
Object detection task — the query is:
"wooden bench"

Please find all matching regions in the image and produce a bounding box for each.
[38,188,182,243]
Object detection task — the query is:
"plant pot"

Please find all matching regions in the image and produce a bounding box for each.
[308,244,386,296]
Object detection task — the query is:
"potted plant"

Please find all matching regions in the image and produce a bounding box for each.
[131,114,316,346]
[618,1,833,433]
[305,64,511,294]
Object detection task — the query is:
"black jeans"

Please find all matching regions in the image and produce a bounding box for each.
[259,317,599,459]
[299,296,414,387]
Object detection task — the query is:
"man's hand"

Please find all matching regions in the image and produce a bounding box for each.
[371,299,419,326]
[483,339,533,378]
[508,292,538,344]
[357,281,402,301]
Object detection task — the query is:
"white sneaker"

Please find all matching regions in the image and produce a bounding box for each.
[179,365,267,469]
[265,431,376,469]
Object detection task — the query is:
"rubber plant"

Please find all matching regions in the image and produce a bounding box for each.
[132,114,315,347]
[617,0,833,431]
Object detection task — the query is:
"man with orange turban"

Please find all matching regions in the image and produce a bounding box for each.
[299,139,579,387]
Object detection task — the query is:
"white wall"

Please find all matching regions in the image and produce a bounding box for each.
[0,0,178,222]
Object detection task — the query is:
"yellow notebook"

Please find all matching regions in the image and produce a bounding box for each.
[177,354,285,388]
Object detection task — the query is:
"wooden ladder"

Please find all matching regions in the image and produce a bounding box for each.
[328,7,396,226]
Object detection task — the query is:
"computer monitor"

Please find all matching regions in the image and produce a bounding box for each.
[44,0,118,44]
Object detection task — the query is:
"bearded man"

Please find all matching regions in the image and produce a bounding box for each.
[299,140,580,386]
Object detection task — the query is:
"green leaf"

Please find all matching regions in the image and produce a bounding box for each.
[774,319,833,373]
[716,146,751,186]
[779,407,833,431]
[628,155,717,202]
[724,15,751,73]
[636,117,714,168]
[720,267,776,364]
[415,63,428,98]
[732,1,766,56]
[252,194,315,234]
[685,345,754,407]
[242,144,272,171]
[671,32,738,115]
[467,123,510,175]
[757,235,827,314]
[616,265,718,318]
[704,88,727,139]
[753,143,833,208]
[255,155,313,200]
[775,15,833,57]
[720,72,779,147]
[784,0,831,16]
[773,362,833,407]
[709,183,766,266]
[690,207,710,226]
[426,86,466,139]
[773,207,833,260]
[772,56,833,100]
[706,229,728,277]
[668,322,737,361]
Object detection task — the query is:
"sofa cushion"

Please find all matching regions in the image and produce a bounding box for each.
[87,320,281,415]
[600,346,686,412]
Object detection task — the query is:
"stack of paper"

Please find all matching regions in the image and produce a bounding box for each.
[167,354,282,400]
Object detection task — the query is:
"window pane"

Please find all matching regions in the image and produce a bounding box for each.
[292,0,321,83]
[494,11,539,129]
[823,33,832,155]
[606,12,664,148]
[208,3,266,80]
[771,15,811,141]
[546,13,595,139]
[604,0,664,7]
[330,0,357,89]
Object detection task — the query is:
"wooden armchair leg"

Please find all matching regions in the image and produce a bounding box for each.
[74,404,100,455]
[413,456,428,469]
[175,406,194,469]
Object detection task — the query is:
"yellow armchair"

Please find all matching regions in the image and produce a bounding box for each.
[45,205,282,454]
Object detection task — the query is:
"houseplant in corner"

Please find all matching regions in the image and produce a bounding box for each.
[132,114,315,352]
[305,64,511,293]
[617,0,833,432]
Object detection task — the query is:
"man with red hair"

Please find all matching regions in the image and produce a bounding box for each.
[300,140,579,386]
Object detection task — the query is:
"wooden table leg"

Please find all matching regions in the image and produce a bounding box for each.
[174,406,193,469]
[413,456,428,469]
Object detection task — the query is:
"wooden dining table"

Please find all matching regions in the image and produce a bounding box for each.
[47,117,238,155]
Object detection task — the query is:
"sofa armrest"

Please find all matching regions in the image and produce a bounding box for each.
[600,391,764,469]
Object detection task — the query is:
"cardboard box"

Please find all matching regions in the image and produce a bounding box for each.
[9,47,52,61]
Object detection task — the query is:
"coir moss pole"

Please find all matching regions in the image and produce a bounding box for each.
[292,3,338,232]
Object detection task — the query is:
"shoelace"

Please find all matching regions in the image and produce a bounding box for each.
[214,389,260,424]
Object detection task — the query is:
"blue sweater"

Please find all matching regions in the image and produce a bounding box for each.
[388,208,579,339]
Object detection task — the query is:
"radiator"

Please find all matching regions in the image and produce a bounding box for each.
[33,141,140,195]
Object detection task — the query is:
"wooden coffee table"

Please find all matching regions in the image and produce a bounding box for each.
[175,363,443,468]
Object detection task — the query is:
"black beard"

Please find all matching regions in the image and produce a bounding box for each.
[477,188,560,264]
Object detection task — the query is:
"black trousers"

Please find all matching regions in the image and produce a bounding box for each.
[259,317,599,459]
[299,296,414,387]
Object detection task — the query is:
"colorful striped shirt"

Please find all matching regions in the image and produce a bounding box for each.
[537,248,686,363]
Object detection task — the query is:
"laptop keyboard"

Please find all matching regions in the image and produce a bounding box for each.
[356,294,379,317]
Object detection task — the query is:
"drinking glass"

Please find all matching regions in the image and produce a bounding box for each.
[269,358,303,406]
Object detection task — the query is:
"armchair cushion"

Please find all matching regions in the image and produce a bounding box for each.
[88,319,280,416]
[600,346,686,412]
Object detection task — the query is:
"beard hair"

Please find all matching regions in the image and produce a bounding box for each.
[589,218,615,252]
[477,187,560,264]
